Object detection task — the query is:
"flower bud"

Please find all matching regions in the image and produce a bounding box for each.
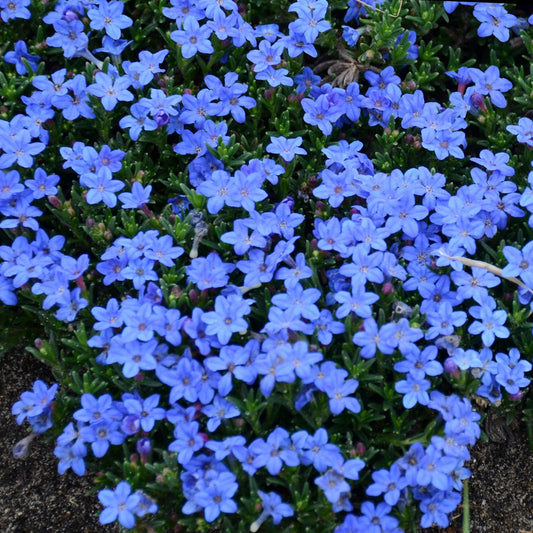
[154,109,170,126]
[444,357,460,379]
[382,281,395,295]
[137,437,151,463]
[47,195,61,208]
[13,433,38,459]
[121,414,141,436]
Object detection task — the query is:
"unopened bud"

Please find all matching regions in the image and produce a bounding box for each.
[13,433,38,459]
[382,281,394,295]
[444,358,460,379]
[355,441,366,455]
[510,390,525,402]
[48,195,61,208]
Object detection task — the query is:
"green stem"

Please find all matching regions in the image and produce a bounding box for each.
[462,479,470,533]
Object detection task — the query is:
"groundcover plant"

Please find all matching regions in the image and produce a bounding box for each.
[3,0,533,531]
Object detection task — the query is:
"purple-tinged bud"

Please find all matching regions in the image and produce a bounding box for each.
[470,92,487,112]
[121,414,141,436]
[62,8,79,21]
[34,338,43,349]
[154,109,170,127]
[86,218,95,228]
[280,196,295,210]
[444,357,460,379]
[137,437,151,463]
[157,75,170,88]
[48,195,61,208]
[510,390,525,402]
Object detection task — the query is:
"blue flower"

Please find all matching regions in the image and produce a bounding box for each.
[122,393,166,432]
[87,71,133,111]
[87,0,133,40]
[201,293,250,345]
[192,471,238,522]
[170,15,214,58]
[83,170,125,207]
[46,19,89,59]
[473,3,518,42]
[201,394,240,431]
[468,297,509,346]
[321,371,361,415]
[12,379,58,432]
[251,491,294,531]
[98,481,141,529]
[313,168,358,208]
[506,116,533,147]
[0,129,45,169]
[1,0,31,21]
[366,463,408,505]
[4,40,40,74]
[118,182,152,209]
[266,135,307,162]
[187,251,235,290]
[395,375,430,409]
[246,39,284,72]
[334,282,379,319]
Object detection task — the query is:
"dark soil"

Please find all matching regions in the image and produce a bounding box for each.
[0,348,118,533]
[422,420,533,533]
[3,348,533,533]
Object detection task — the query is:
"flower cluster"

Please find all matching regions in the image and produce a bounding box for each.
[4,0,533,532]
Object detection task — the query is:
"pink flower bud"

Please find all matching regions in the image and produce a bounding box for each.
[48,195,61,208]
[382,281,395,295]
